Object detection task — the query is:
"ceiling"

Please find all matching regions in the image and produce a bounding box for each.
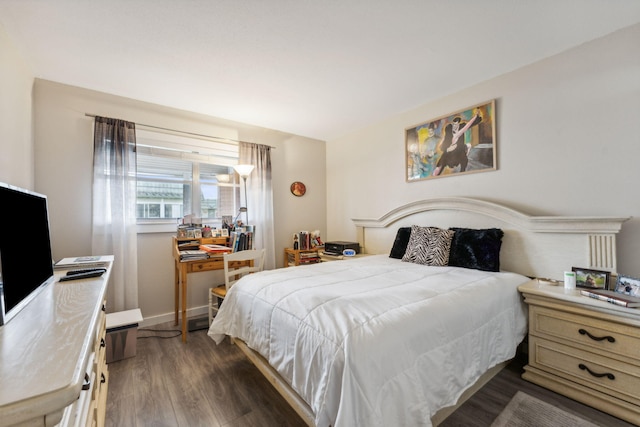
[1,1,639,141]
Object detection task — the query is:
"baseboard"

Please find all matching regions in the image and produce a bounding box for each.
[138,305,208,328]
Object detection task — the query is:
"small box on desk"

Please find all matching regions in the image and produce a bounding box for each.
[105,308,143,363]
[324,241,360,256]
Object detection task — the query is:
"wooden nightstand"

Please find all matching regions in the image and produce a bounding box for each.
[518,280,640,425]
[284,247,322,267]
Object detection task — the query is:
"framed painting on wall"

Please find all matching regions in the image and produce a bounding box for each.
[406,100,497,182]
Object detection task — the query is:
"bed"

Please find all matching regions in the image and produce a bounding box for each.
[208,197,627,427]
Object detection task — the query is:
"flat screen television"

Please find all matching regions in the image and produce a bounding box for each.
[0,182,55,326]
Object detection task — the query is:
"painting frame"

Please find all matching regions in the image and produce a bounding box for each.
[406,100,497,182]
[571,267,610,290]
[614,274,640,297]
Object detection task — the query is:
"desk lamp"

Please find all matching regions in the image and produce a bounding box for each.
[233,164,254,226]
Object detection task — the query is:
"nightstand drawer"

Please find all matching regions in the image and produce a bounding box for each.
[530,305,640,361]
[530,336,640,403]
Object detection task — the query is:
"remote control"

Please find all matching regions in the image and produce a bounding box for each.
[66,268,107,276]
[60,270,105,281]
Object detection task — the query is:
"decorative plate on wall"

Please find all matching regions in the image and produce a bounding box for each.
[290,181,306,197]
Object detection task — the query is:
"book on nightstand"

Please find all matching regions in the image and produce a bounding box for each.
[580,289,640,308]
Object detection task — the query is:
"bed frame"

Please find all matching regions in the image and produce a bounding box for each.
[236,197,629,426]
[354,197,627,280]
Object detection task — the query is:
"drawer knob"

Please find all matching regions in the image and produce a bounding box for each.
[578,363,615,380]
[578,328,615,343]
[82,373,91,390]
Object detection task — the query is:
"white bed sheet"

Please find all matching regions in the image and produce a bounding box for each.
[208,255,528,427]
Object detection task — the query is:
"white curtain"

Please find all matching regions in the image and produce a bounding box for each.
[92,117,139,312]
[239,142,276,270]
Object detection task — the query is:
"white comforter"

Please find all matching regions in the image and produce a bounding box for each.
[208,255,528,427]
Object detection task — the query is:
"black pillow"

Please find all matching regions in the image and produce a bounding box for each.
[448,228,504,272]
[389,227,411,259]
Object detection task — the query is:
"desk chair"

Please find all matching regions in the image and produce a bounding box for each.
[209,249,266,324]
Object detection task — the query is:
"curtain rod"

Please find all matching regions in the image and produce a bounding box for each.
[84,113,275,148]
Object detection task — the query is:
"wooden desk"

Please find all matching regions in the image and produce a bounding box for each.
[172,236,230,342]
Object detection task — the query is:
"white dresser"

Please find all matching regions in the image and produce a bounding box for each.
[519,280,640,425]
[0,259,112,427]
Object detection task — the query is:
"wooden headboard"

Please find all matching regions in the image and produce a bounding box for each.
[352,198,629,281]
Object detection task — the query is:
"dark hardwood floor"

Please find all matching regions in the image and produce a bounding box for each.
[106,322,306,427]
[440,352,635,427]
[106,323,635,427]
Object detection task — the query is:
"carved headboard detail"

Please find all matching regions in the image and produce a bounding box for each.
[352,198,629,281]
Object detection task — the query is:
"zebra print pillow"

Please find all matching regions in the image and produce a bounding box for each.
[402,225,454,266]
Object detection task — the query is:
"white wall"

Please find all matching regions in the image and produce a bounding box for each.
[0,24,34,188]
[269,133,327,259]
[32,80,326,324]
[326,24,640,278]
[4,23,639,323]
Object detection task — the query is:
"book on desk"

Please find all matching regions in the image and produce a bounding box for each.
[199,244,232,254]
[229,230,253,252]
[177,240,201,249]
[175,233,252,264]
[178,250,209,261]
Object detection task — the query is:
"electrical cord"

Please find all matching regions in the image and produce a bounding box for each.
[137,328,182,339]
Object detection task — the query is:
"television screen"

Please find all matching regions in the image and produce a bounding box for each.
[0,182,55,326]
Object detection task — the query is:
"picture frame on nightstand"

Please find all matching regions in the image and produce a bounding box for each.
[572,267,610,290]
[614,274,640,297]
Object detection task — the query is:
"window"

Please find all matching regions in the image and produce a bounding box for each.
[135,129,240,230]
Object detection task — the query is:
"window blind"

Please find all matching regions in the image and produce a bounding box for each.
[136,128,239,167]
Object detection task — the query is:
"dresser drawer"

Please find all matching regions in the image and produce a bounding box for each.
[530,335,640,403]
[529,305,640,362]
[188,259,224,272]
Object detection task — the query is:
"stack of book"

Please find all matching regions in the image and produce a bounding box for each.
[177,240,201,250]
[199,244,231,255]
[54,255,113,270]
[179,250,209,261]
[580,288,640,308]
[299,251,320,265]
